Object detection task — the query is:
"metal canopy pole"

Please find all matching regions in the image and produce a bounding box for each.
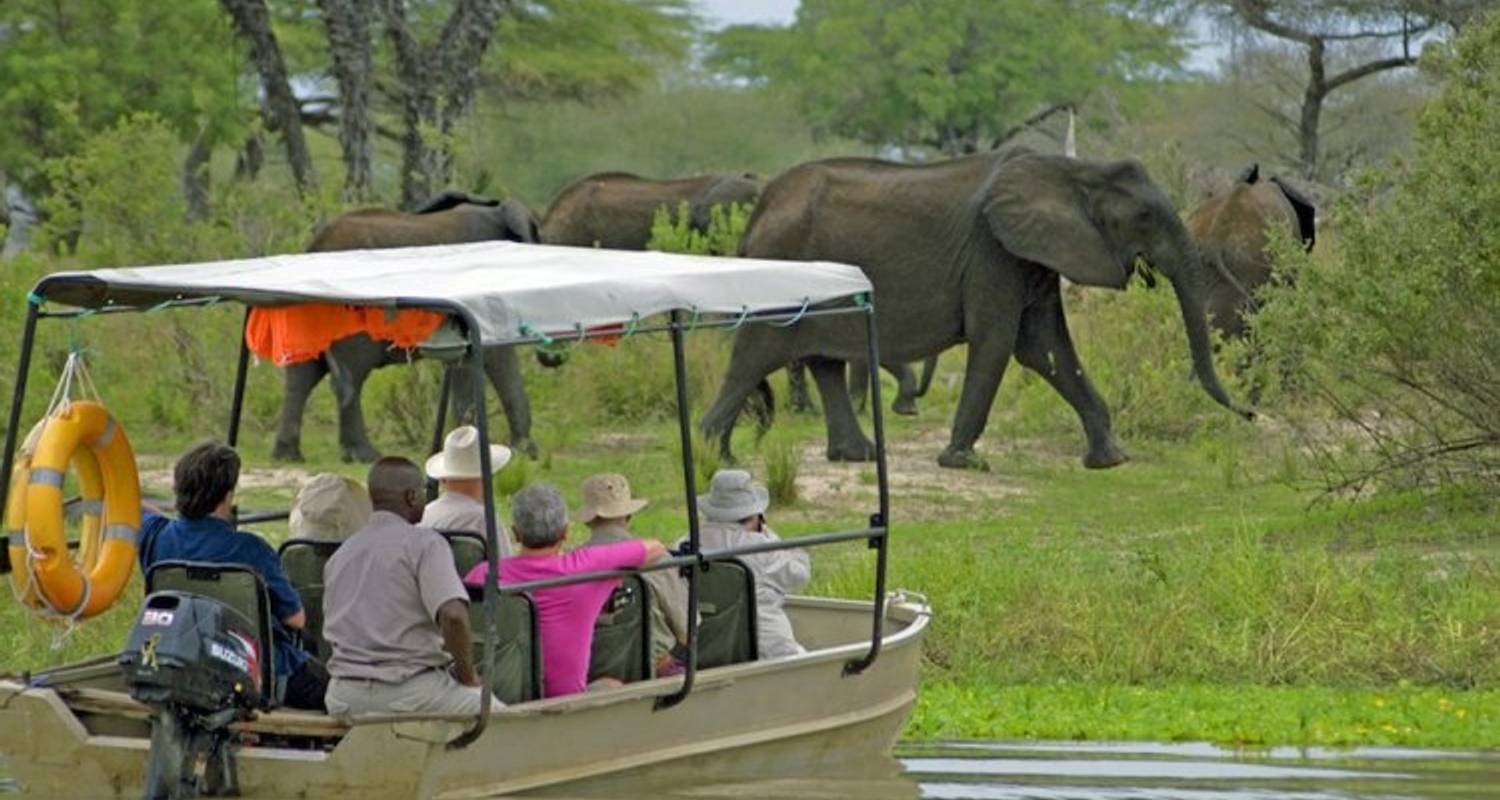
[450,309,498,750]
[226,308,252,448]
[846,299,890,675]
[0,300,42,575]
[656,310,702,711]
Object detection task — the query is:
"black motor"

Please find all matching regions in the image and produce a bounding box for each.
[120,592,263,799]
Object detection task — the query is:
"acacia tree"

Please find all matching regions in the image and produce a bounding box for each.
[710,0,1183,157]
[316,0,376,201]
[1199,0,1493,179]
[220,0,319,196]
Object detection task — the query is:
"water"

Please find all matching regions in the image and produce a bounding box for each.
[637,742,1500,800]
[5,741,1498,798]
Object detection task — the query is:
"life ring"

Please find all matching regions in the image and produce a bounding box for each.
[6,433,107,608]
[22,401,140,618]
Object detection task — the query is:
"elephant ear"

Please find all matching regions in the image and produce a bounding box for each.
[1269,176,1316,252]
[983,153,1128,289]
[414,191,497,214]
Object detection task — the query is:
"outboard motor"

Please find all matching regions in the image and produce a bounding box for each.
[120,591,262,799]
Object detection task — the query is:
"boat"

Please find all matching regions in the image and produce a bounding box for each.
[0,241,930,798]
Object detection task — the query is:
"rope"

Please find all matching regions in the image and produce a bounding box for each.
[771,297,811,328]
[728,306,751,331]
[622,312,641,339]
[686,307,701,332]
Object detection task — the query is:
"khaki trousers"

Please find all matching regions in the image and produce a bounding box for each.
[326,669,499,717]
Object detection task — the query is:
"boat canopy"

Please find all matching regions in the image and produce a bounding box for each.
[32,241,874,346]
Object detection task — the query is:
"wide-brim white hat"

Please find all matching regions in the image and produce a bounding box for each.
[698,469,770,523]
[425,425,513,481]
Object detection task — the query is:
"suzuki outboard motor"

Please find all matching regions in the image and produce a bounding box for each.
[120,591,262,799]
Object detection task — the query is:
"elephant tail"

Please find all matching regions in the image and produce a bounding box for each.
[745,378,775,438]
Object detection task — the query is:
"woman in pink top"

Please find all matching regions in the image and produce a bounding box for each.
[465,483,667,698]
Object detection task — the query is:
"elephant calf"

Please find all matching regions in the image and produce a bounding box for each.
[540,171,761,250]
[273,191,543,463]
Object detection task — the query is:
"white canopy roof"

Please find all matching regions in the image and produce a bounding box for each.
[36,241,873,345]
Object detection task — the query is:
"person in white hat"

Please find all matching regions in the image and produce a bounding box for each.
[577,473,690,676]
[420,425,514,556]
[289,473,372,542]
[690,469,810,659]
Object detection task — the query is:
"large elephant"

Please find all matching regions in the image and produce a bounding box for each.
[1188,163,1316,338]
[540,171,761,249]
[273,191,543,463]
[701,148,1251,470]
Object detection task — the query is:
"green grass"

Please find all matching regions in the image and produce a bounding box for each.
[1,271,1496,748]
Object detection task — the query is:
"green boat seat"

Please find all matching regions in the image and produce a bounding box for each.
[696,558,758,669]
[145,560,277,709]
[276,538,342,663]
[588,575,653,684]
[466,587,543,704]
[437,530,487,578]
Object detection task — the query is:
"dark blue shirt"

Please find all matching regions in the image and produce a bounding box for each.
[139,512,310,679]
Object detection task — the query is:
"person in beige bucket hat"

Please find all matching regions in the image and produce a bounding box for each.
[687,469,810,659]
[576,473,690,677]
[420,426,514,556]
[289,473,372,542]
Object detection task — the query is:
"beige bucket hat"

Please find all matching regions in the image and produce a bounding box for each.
[289,473,372,541]
[698,469,769,523]
[425,425,513,481]
[575,473,649,523]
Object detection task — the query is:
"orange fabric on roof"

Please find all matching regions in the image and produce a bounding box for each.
[245,305,446,365]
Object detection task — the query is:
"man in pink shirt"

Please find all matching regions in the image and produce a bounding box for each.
[465,483,667,698]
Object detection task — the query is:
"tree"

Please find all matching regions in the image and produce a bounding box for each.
[1197,0,1490,179]
[1255,10,1500,492]
[709,0,1184,157]
[219,0,319,196]
[316,0,376,201]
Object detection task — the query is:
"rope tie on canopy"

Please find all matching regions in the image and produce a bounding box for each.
[772,297,811,327]
[728,306,751,330]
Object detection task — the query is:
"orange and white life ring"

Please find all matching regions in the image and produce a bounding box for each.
[6,431,107,608]
[17,401,140,618]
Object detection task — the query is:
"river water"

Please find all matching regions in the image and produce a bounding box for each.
[633,742,1500,800]
[4,740,1498,798]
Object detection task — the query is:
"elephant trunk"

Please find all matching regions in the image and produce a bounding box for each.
[1170,260,1255,420]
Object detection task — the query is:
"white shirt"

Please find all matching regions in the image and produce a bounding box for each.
[420,491,513,558]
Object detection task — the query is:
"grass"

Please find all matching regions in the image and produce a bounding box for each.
[1,279,1496,749]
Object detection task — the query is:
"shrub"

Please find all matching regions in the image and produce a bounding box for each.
[762,435,800,506]
[646,201,751,256]
[1254,14,1500,493]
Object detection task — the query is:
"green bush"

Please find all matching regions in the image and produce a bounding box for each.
[1254,14,1500,493]
[646,201,751,256]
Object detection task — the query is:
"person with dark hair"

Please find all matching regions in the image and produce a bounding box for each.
[138,441,328,710]
[322,457,492,716]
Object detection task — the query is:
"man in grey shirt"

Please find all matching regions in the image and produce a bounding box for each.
[421,425,514,557]
[323,457,490,716]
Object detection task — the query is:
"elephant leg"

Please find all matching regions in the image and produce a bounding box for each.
[326,336,387,464]
[809,358,875,462]
[482,345,538,459]
[915,354,939,398]
[785,361,817,414]
[1014,295,1126,469]
[273,358,329,462]
[847,359,870,414]
[703,332,794,463]
[940,325,1020,471]
[890,362,919,416]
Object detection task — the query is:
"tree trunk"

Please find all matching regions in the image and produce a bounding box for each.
[2,182,39,259]
[219,0,317,196]
[383,0,509,209]
[234,131,265,181]
[1299,37,1327,180]
[317,0,375,202]
[182,127,214,222]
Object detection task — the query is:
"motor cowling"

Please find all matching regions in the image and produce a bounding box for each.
[119,591,262,714]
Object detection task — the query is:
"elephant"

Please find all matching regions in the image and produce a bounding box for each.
[540,171,761,249]
[1187,163,1316,339]
[700,148,1251,470]
[272,191,543,463]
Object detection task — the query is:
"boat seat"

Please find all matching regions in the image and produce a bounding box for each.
[697,558,758,668]
[588,575,653,684]
[145,560,278,709]
[437,529,487,577]
[276,538,342,663]
[466,587,542,704]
